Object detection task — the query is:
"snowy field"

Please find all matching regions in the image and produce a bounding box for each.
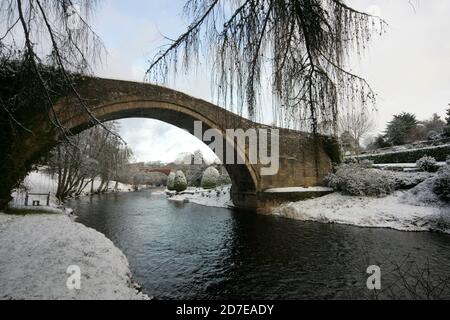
[0,212,148,300]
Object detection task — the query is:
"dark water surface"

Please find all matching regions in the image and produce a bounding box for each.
[69,189,450,299]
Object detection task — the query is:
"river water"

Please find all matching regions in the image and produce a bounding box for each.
[69,189,450,300]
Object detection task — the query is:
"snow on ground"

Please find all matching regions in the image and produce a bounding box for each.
[167,185,233,209]
[272,191,450,233]
[264,186,333,193]
[11,170,140,207]
[0,212,148,300]
[372,162,447,169]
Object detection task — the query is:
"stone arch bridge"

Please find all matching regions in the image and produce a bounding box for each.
[6,77,338,213]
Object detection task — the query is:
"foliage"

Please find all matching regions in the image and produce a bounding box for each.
[366,134,391,150]
[167,172,176,191]
[326,164,395,197]
[173,170,188,192]
[146,0,384,133]
[433,165,450,203]
[201,166,220,189]
[422,114,445,135]
[354,144,450,164]
[385,113,419,146]
[416,156,439,173]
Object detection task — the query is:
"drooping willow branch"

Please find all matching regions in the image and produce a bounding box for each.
[0,0,122,142]
[146,0,387,134]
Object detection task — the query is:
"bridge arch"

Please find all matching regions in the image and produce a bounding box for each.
[54,78,260,203]
[0,77,335,212]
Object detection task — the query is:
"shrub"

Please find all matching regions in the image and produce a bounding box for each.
[326,164,395,197]
[166,171,176,191]
[416,156,439,172]
[433,166,450,203]
[352,144,450,164]
[359,159,374,168]
[201,166,220,189]
[173,170,188,192]
[427,130,440,141]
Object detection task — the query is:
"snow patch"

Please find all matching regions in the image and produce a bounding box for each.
[0,213,148,300]
[167,185,233,209]
[264,186,333,193]
[272,192,450,233]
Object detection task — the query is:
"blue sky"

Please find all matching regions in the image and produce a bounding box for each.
[88,0,450,163]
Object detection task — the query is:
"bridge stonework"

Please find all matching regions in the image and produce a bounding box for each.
[3,77,339,213]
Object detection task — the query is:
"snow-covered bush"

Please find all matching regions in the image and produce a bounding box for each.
[359,159,374,168]
[173,170,188,192]
[201,166,220,189]
[166,172,176,191]
[433,165,450,203]
[416,156,439,172]
[326,164,395,197]
[427,130,440,141]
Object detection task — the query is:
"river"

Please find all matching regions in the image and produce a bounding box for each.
[69,189,450,300]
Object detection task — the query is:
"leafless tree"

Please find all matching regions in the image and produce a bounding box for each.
[45,122,132,201]
[146,0,386,134]
[338,105,375,154]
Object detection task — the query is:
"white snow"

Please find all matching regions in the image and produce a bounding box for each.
[264,186,333,193]
[272,191,450,233]
[167,185,233,209]
[355,143,450,158]
[11,170,141,207]
[0,212,148,300]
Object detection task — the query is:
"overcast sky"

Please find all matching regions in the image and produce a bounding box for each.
[90,0,450,163]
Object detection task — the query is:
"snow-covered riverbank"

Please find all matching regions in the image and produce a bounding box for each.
[0,212,148,300]
[272,191,450,233]
[167,183,450,234]
[167,185,233,208]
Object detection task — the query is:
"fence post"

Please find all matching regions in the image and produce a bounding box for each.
[47,193,50,206]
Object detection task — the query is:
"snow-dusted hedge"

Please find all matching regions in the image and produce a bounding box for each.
[167,172,176,191]
[416,156,439,172]
[326,164,395,197]
[433,165,450,203]
[351,144,450,164]
[201,166,220,189]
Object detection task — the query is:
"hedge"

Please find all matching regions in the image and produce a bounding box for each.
[350,144,450,164]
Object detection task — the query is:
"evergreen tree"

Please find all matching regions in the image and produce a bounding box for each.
[385,113,418,146]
